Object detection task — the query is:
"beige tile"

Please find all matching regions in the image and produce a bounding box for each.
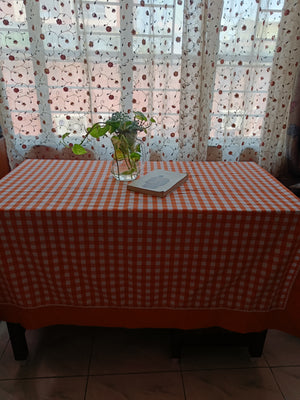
[183,368,284,400]
[263,330,300,366]
[272,367,300,400]
[181,344,267,370]
[0,325,93,379]
[90,328,180,374]
[0,377,86,400]
[86,372,184,400]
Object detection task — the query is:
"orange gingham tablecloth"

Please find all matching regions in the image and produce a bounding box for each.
[0,159,300,316]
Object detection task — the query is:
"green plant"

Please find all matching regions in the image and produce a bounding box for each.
[62,111,155,180]
[62,111,154,155]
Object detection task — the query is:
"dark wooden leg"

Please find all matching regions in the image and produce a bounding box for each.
[6,322,29,360]
[247,330,267,357]
[170,329,184,359]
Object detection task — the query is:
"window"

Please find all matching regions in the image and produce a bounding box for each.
[0,0,290,166]
[209,0,285,160]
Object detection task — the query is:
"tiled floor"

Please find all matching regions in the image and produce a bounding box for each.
[0,322,300,399]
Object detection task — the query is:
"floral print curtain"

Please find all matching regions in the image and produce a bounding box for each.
[0,0,299,174]
[260,0,300,175]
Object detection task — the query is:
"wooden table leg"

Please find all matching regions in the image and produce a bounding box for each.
[170,329,184,359]
[247,330,267,357]
[6,322,29,360]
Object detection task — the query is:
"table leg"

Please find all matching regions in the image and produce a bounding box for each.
[170,329,184,359]
[6,322,29,360]
[247,330,267,357]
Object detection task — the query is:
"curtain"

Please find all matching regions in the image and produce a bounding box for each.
[260,0,300,175]
[0,0,299,174]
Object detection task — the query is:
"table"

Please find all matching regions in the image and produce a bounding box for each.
[1,160,300,358]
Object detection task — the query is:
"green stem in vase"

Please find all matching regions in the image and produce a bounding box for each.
[63,111,155,181]
[114,149,121,177]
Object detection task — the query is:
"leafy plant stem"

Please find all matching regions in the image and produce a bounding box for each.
[114,149,121,177]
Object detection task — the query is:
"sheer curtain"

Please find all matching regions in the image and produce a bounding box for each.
[0,0,299,174]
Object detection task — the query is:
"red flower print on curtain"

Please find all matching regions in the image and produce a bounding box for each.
[0,0,299,174]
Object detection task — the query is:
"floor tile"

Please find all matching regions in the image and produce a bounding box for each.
[0,325,93,379]
[263,330,300,366]
[272,367,300,400]
[86,372,184,400]
[90,328,180,375]
[0,377,86,400]
[183,368,284,400]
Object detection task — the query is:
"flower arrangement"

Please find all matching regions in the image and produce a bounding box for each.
[62,111,155,181]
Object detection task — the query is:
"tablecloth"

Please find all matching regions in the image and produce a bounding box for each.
[0,160,300,335]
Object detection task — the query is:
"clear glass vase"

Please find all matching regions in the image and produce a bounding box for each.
[111,132,142,181]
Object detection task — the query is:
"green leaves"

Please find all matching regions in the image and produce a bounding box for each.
[88,124,109,138]
[133,111,155,125]
[130,152,141,162]
[72,144,87,155]
[133,111,147,121]
[61,111,156,157]
[62,132,72,140]
[111,134,141,164]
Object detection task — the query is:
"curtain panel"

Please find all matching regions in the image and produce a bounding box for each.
[0,0,299,174]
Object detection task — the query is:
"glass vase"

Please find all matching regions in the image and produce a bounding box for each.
[111,132,142,182]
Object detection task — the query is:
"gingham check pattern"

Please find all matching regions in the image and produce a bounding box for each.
[0,160,300,312]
